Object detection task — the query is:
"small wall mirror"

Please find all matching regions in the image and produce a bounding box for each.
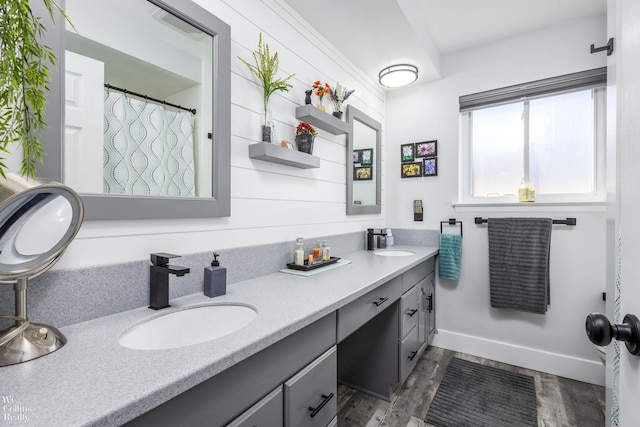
[346,106,381,215]
[38,0,231,219]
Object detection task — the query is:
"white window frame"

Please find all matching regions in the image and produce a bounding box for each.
[458,69,606,206]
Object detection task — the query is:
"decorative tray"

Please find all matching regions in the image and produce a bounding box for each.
[286,256,341,271]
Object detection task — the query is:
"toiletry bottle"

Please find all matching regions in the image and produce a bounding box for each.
[313,240,322,264]
[204,252,226,298]
[322,240,330,261]
[386,229,394,246]
[518,179,528,202]
[294,237,305,266]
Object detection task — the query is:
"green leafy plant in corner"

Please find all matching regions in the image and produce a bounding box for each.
[238,33,294,126]
[0,0,73,179]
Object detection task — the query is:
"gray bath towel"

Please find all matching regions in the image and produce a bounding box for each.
[488,218,552,314]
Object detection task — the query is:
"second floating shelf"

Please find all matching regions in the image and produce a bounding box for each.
[248,143,320,169]
[295,105,350,135]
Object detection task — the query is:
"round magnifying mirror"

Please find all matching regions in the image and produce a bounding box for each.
[0,173,84,366]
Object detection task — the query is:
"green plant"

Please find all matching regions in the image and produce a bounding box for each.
[238,33,294,125]
[0,0,71,179]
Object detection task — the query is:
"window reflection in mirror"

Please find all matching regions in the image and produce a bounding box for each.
[346,106,381,215]
[64,0,213,198]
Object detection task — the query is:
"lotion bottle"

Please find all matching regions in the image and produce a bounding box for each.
[204,252,226,297]
[294,237,305,266]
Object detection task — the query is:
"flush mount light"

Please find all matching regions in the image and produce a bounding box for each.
[378,64,419,88]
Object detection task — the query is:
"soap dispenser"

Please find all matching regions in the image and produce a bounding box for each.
[204,252,226,298]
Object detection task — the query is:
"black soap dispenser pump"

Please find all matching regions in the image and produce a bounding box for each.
[204,252,226,298]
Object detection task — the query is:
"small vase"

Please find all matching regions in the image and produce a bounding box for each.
[295,134,314,154]
[332,111,343,119]
[262,107,275,143]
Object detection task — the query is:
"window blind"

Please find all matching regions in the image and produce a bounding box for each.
[459,67,607,112]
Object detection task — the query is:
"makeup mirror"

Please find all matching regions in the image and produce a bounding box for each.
[37,0,231,219]
[346,106,382,215]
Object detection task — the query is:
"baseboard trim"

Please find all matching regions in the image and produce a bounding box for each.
[431,329,605,386]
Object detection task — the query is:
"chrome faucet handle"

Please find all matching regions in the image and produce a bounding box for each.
[150,253,181,267]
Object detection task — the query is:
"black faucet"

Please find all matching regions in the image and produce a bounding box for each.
[367,228,388,251]
[149,253,190,310]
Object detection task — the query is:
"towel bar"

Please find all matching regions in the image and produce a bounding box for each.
[440,218,463,237]
[474,217,576,226]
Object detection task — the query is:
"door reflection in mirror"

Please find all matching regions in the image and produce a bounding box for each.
[63,0,213,197]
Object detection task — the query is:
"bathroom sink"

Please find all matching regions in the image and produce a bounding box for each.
[373,250,415,257]
[119,304,257,350]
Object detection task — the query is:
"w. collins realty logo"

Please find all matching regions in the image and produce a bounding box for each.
[2,395,32,423]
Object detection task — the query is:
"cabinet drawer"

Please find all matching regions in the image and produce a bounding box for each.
[337,276,402,342]
[400,286,419,338]
[399,326,420,385]
[284,346,337,427]
[402,258,434,293]
[226,386,283,427]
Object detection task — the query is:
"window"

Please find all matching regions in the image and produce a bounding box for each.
[459,68,606,204]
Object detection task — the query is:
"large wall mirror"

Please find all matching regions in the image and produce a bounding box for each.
[346,106,381,215]
[37,0,230,219]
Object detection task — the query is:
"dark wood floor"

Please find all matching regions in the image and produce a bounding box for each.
[337,346,606,427]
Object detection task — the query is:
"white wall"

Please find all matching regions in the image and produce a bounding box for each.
[385,15,608,384]
[51,0,386,270]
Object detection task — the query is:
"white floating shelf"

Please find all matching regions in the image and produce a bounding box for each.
[295,105,350,135]
[248,143,320,169]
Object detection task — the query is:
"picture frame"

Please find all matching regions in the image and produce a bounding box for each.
[353,150,362,164]
[415,140,437,158]
[354,166,373,180]
[360,148,373,165]
[400,143,415,162]
[423,157,438,176]
[401,162,422,178]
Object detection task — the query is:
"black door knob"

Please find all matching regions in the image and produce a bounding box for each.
[585,312,640,356]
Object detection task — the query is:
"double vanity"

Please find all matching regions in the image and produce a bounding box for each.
[3,245,437,426]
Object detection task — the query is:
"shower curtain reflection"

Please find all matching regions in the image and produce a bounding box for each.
[103,91,196,197]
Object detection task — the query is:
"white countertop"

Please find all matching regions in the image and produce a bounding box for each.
[1,246,438,427]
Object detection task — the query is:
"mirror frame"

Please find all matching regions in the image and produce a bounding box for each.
[346,105,382,215]
[37,0,231,220]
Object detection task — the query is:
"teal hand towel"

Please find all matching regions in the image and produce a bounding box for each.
[439,234,462,280]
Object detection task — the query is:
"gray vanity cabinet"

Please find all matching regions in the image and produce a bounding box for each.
[284,347,337,426]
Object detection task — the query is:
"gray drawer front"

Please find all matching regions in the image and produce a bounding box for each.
[337,276,402,342]
[400,286,419,338]
[399,326,420,384]
[226,386,283,427]
[402,258,434,293]
[284,346,337,427]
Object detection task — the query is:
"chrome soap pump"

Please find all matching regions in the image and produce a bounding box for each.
[204,252,226,297]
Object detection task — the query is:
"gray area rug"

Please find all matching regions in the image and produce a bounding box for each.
[425,357,537,427]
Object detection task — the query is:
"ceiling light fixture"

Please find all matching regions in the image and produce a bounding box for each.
[378,64,419,88]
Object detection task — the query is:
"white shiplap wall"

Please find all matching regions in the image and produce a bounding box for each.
[53,0,386,269]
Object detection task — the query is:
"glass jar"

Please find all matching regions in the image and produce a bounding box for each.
[312,240,322,264]
[294,237,304,266]
[321,240,330,261]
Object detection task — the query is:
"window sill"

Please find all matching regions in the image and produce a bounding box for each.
[453,201,606,213]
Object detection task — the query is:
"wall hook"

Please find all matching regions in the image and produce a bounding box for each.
[590,38,614,56]
[585,312,640,356]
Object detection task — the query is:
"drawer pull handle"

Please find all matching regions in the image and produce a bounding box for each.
[308,393,334,418]
[408,350,418,361]
[373,297,389,307]
[407,309,418,317]
[427,294,433,312]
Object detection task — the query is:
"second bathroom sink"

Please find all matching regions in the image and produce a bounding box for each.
[373,250,415,257]
[119,304,257,350]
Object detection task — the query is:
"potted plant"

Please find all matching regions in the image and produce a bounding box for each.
[238,33,294,143]
[328,83,355,119]
[295,121,317,154]
[0,0,72,178]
